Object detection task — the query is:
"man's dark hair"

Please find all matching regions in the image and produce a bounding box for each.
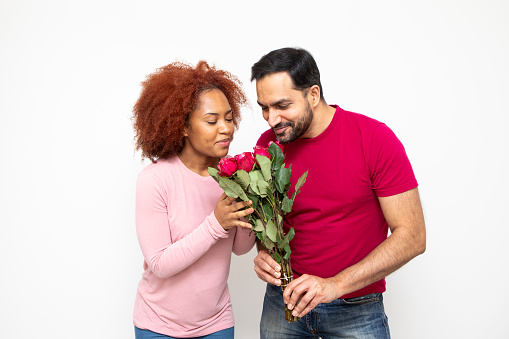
[251,47,324,101]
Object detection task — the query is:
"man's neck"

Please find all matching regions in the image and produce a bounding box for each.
[302,102,336,139]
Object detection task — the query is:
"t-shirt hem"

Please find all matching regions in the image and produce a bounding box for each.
[133,320,235,338]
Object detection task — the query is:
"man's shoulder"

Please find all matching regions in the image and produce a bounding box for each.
[338,106,384,128]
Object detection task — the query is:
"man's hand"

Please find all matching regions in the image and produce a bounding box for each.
[283,274,339,318]
[254,248,282,286]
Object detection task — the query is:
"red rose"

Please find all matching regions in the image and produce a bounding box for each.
[268,140,284,152]
[217,157,237,177]
[234,152,255,172]
[253,145,271,160]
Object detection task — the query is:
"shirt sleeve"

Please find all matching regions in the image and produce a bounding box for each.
[231,226,256,255]
[369,123,418,197]
[135,169,229,279]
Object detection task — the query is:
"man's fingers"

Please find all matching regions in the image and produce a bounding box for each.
[294,300,317,318]
[254,253,281,285]
[283,275,306,303]
[291,287,316,314]
[260,251,280,272]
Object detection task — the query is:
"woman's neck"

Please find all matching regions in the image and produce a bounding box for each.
[178,150,219,177]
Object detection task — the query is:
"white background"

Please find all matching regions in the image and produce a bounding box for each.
[1,1,508,338]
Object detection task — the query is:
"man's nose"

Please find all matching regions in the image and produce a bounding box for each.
[267,109,282,128]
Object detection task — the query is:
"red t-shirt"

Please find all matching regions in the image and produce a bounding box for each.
[257,105,418,298]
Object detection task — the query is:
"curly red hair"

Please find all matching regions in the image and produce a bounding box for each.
[132,61,248,162]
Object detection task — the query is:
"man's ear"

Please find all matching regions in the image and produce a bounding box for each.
[308,85,321,108]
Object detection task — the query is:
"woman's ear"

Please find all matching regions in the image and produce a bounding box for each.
[183,115,191,137]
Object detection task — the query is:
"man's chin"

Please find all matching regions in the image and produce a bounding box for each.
[273,130,290,143]
[275,135,292,144]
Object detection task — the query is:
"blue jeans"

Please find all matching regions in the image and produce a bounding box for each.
[260,283,390,339]
[135,326,234,339]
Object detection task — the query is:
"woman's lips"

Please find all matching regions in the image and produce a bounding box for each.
[216,139,231,147]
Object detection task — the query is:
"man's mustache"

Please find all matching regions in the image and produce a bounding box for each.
[273,122,294,129]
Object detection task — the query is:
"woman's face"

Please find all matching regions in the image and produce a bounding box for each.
[182,88,234,160]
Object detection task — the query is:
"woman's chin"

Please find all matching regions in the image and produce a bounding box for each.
[215,148,230,158]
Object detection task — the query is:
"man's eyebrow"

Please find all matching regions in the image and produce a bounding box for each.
[257,99,291,107]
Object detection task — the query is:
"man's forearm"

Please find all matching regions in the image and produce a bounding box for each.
[329,224,426,298]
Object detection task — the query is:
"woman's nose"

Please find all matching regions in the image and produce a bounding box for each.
[218,120,231,134]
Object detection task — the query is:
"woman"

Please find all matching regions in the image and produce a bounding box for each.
[132,61,255,339]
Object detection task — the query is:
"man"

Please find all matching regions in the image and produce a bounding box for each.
[251,47,426,339]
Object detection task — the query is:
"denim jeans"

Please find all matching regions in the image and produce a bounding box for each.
[134,326,234,339]
[260,283,390,339]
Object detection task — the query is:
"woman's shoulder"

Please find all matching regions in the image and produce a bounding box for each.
[137,157,178,183]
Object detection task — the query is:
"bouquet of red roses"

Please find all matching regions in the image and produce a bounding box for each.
[208,141,307,322]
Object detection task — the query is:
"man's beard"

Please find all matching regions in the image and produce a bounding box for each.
[273,100,313,144]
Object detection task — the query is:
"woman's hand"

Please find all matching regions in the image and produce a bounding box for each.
[214,193,254,230]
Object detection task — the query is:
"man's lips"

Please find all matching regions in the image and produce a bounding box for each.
[273,126,288,135]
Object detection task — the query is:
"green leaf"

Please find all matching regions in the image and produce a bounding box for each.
[257,180,271,197]
[265,219,277,242]
[282,228,295,247]
[268,143,285,172]
[262,232,275,251]
[274,251,282,263]
[252,218,265,232]
[255,155,272,182]
[292,170,309,200]
[249,170,264,182]
[248,170,263,196]
[281,196,293,213]
[218,177,249,201]
[235,170,251,190]
[294,170,308,192]
[275,166,291,193]
[249,182,260,196]
[283,243,291,260]
[276,233,284,246]
[262,201,274,220]
[247,193,259,209]
[291,189,300,201]
[208,167,220,183]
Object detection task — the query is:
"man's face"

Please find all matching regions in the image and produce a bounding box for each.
[256,72,313,143]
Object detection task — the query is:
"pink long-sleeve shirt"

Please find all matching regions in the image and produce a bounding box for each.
[133,156,255,338]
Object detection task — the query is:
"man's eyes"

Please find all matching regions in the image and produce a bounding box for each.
[261,104,290,111]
